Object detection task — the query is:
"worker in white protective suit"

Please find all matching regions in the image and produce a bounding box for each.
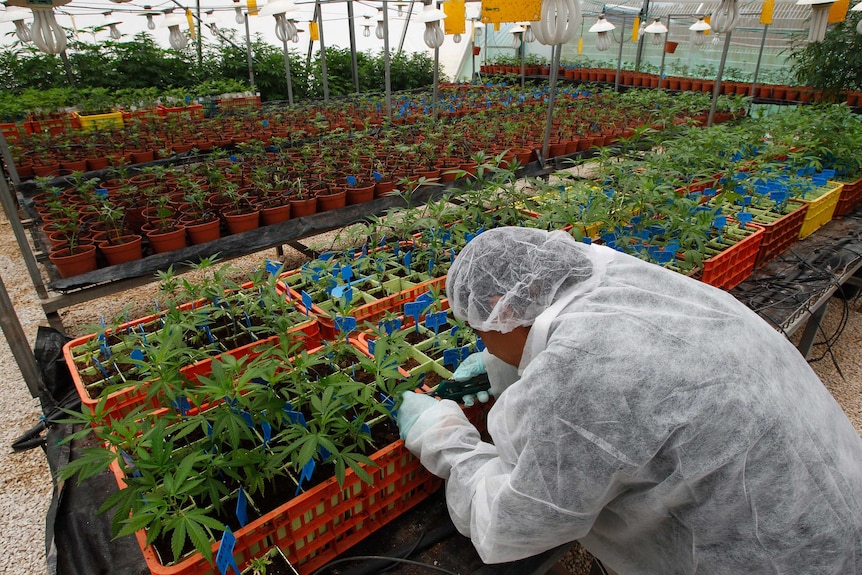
[395,226,862,574]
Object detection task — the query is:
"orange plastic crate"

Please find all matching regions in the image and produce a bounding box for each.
[64,282,320,421]
[833,176,862,218]
[699,222,764,290]
[754,200,808,269]
[111,439,440,575]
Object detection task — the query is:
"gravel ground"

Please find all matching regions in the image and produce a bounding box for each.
[1,207,860,575]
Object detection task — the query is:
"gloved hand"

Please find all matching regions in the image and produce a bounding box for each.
[452,352,491,407]
[396,391,439,440]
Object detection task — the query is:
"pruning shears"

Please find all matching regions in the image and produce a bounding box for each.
[431,373,491,402]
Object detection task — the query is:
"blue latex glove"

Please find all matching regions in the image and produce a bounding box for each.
[452,352,491,407]
[396,391,439,440]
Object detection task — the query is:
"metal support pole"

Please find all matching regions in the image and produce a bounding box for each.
[541,44,562,162]
[707,30,732,127]
[634,0,650,70]
[614,17,626,92]
[59,50,75,85]
[657,15,670,89]
[282,38,295,105]
[520,34,526,89]
[347,0,360,93]
[317,4,330,101]
[750,24,769,98]
[432,47,440,121]
[383,0,393,120]
[196,0,203,66]
[0,272,42,399]
[244,14,256,90]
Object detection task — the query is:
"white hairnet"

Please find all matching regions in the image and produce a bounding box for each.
[447,228,598,333]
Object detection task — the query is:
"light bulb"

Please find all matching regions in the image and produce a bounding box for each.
[691,30,706,45]
[711,0,739,33]
[235,5,244,24]
[375,20,384,39]
[274,13,296,42]
[169,24,187,49]
[805,3,831,42]
[523,25,535,42]
[453,33,461,43]
[30,6,66,55]
[857,18,862,34]
[14,19,31,42]
[291,25,299,42]
[596,31,612,51]
[395,2,407,17]
[651,31,664,44]
[108,23,120,39]
[424,22,444,48]
[474,24,482,38]
[689,17,710,46]
[146,14,155,29]
[530,0,580,46]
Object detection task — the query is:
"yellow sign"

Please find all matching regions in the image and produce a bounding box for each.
[577,37,583,54]
[632,16,640,41]
[444,0,466,35]
[704,15,710,34]
[829,0,849,23]
[247,0,258,16]
[760,0,774,24]
[310,20,319,41]
[481,0,542,25]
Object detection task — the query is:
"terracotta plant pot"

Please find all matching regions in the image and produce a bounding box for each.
[223,209,260,235]
[183,218,221,245]
[49,245,98,278]
[142,224,187,254]
[98,235,143,266]
[289,197,317,218]
[259,202,291,225]
[374,180,398,198]
[346,184,375,206]
[316,190,347,212]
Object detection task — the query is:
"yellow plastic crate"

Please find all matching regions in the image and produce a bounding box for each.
[74,111,124,131]
[797,182,843,239]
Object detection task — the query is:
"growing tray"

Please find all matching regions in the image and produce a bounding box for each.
[797,182,843,239]
[752,200,809,269]
[833,176,862,218]
[698,222,764,290]
[64,281,320,422]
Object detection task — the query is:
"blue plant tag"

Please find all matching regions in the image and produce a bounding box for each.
[261,420,272,447]
[92,356,110,379]
[381,393,396,415]
[476,337,486,351]
[425,311,448,334]
[96,187,108,198]
[443,347,464,369]
[301,291,313,315]
[341,265,354,282]
[367,339,376,356]
[736,212,753,226]
[295,459,316,496]
[335,315,357,335]
[404,302,424,330]
[346,175,357,187]
[215,529,241,575]
[262,119,269,127]
[265,259,282,275]
[380,318,402,335]
[712,216,727,229]
[172,396,191,416]
[98,333,111,359]
[240,410,254,429]
[403,251,412,268]
[283,406,307,428]
[373,170,383,182]
[235,488,248,528]
[415,292,434,309]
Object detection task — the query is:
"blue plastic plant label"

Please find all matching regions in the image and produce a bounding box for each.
[425,311,448,334]
[476,337,486,352]
[335,315,357,335]
[172,396,191,416]
[235,488,248,528]
[96,188,108,198]
[415,292,434,309]
[367,339,376,356]
[261,420,272,447]
[216,529,241,575]
[301,291,313,315]
[373,170,383,182]
[341,265,354,282]
[346,175,357,187]
[262,119,269,127]
[380,317,402,335]
[240,410,254,429]
[443,346,470,369]
[403,302,425,329]
[736,212,753,226]
[403,251,412,268]
[229,155,238,162]
[282,406,307,428]
[295,459,316,496]
[712,216,727,229]
[265,259,282,275]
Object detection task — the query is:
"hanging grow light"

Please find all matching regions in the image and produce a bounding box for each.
[589,15,615,52]
[375,7,385,39]
[689,16,710,46]
[711,0,739,33]
[362,16,372,37]
[140,6,160,30]
[419,2,446,49]
[259,0,298,42]
[160,12,188,50]
[105,20,121,39]
[530,0,580,46]
[7,0,70,54]
[510,22,525,47]
[796,0,835,42]
[643,17,667,45]
[0,6,32,42]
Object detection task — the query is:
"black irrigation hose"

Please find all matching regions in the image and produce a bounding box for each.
[312,522,459,575]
